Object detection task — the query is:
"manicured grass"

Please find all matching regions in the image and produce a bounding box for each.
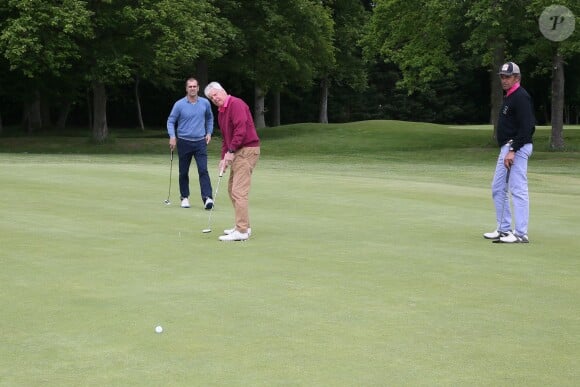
[1,121,579,385]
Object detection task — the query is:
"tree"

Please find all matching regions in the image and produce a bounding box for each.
[463,0,529,135]
[0,0,93,132]
[361,0,496,124]
[76,0,235,142]
[123,0,234,130]
[2,0,578,133]
[362,0,460,93]
[521,1,580,150]
[217,0,334,128]
[361,0,580,151]
[0,64,12,136]
[318,0,369,124]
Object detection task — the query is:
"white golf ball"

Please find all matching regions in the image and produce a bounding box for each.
[155,325,163,333]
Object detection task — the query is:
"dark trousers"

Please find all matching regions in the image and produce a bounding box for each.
[177,139,213,203]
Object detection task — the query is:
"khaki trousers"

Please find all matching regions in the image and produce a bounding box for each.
[228,146,260,233]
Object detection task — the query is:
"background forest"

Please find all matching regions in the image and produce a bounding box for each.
[0,0,579,148]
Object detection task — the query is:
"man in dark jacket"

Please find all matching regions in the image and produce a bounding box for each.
[484,62,535,243]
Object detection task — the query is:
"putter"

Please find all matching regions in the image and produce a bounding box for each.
[163,149,173,205]
[202,169,224,233]
[492,167,511,243]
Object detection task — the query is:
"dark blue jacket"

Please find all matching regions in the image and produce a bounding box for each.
[497,86,535,151]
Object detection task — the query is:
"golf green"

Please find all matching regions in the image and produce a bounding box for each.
[1,122,579,385]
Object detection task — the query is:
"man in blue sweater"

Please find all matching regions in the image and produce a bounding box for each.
[167,78,215,209]
[484,62,535,243]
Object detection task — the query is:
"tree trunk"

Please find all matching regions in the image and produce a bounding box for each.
[272,91,280,127]
[24,91,42,134]
[196,59,209,92]
[0,112,3,135]
[319,78,329,124]
[56,100,72,130]
[490,39,504,139]
[135,76,145,131]
[254,85,266,129]
[87,88,93,130]
[40,93,52,131]
[550,53,565,150]
[92,81,109,143]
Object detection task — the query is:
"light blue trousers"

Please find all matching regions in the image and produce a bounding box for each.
[491,143,533,236]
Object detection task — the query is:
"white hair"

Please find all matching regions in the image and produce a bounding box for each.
[204,81,226,98]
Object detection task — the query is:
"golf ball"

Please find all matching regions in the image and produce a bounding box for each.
[155,325,163,333]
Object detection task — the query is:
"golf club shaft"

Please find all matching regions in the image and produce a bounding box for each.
[205,170,224,231]
[166,149,173,202]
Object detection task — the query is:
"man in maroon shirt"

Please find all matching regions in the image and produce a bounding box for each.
[204,82,261,241]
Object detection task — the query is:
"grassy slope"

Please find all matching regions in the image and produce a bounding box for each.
[1,121,579,386]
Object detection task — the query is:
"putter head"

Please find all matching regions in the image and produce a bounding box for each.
[164,199,171,205]
[202,228,212,233]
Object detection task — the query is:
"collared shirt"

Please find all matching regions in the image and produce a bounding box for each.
[506,82,520,97]
[216,95,260,158]
[218,95,231,113]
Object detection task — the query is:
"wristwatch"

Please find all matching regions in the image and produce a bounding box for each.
[509,147,515,152]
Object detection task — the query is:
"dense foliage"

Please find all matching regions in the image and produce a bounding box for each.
[0,0,579,143]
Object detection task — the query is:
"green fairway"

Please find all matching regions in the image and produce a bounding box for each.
[1,121,579,386]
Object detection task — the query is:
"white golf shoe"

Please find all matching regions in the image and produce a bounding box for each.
[498,231,529,243]
[223,227,252,236]
[204,197,214,210]
[483,229,510,240]
[219,230,249,242]
[180,198,190,208]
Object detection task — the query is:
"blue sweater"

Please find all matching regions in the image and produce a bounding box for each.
[167,96,214,141]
